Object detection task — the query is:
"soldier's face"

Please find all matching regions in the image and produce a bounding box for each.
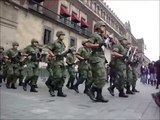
[13,45,19,49]
[100,26,106,33]
[33,42,38,47]
[60,35,65,40]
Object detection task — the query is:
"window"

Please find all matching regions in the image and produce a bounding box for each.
[69,36,77,49]
[43,29,51,44]
[92,2,96,11]
[97,6,100,14]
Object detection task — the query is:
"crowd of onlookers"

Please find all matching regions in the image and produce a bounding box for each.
[140,61,159,89]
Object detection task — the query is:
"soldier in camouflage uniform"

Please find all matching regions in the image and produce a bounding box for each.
[0,46,5,87]
[130,47,140,93]
[5,42,20,89]
[66,47,76,89]
[85,21,109,102]
[23,39,40,92]
[73,40,92,94]
[125,42,135,95]
[46,31,72,97]
[108,36,129,97]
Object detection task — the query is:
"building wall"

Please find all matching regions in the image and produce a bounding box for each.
[0,1,18,49]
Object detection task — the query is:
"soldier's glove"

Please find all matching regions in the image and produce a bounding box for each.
[99,42,107,48]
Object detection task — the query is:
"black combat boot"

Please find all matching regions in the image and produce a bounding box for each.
[11,83,17,89]
[30,85,38,92]
[23,79,30,91]
[19,81,23,86]
[73,83,79,93]
[49,87,55,97]
[108,85,115,96]
[66,82,70,89]
[86,86,97,101]
[96,88,109,103]
[126,85,135,95]
[132,87,140,93]
[84,85,89,94]
[6,82,11,89]
[119,89,128,98]
[57,88,67,97]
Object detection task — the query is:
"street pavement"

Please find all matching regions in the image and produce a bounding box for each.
[0,78,160,120]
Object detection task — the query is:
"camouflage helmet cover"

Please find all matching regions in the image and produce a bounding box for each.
[0,46,4,50]
[56,31,65,37]
[31,38,38,44]
[81,40,88,45]
[118,35,127,42]
[12,41,19,46]
[94,21,106,30]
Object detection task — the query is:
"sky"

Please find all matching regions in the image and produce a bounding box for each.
[104,0,160,61]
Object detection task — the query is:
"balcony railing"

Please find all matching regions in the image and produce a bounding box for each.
[28,0,92,37]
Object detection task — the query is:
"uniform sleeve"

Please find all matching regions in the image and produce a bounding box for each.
[77,47,83,55]
[112,44,119,52]
[45,43,53,51]
[88,33,96,44]
[66,54,72,65]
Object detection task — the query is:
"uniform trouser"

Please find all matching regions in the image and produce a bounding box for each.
[114,66,126,91]
[132,70,137,89]
[126,68,133,88]
[24,63,39,86]
[109,69,116,86]
[7,64,19,84]
[90,59,106,89]
[18,70,24,83]
[0,75,2,85]
[67,66,76,87]
[75,69,92,88]
[51,61,66,89]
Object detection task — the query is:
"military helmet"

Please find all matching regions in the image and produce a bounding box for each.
[31,38,38,44]
[94,21,106,30]
[56,31,65,37]
[70,46,76,52]
[81,40,87,45]
[118,35,127,42]
[0,46,4,50]
[12,41,19,46]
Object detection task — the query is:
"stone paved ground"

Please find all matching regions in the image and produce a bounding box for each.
[0,78,160,120]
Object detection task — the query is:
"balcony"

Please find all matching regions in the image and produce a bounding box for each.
[28,0,92,37]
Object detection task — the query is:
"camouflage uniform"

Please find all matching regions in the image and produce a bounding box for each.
[46,31,69,97]
[73,41,92,93]
[0,46,5,87]
[125,46,135,94]
[66,50,76,89]
[86,21,109,102]
[108,36,129,97]
[5,42,20,89]
[23,39,40,92]
[131,57,140,92]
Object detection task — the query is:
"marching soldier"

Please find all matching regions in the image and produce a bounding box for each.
[84,21,109,102]
[0,46,5,87]
[130,46,140,92]
[108,36,129,98]
[5,42,20,89]
[125,42,135,94]
[73,40,92,94]
[23,39,40,92]
[46,31,72,97]
[66,47,76,89]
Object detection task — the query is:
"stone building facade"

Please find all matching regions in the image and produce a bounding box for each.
[0,0,149,64]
